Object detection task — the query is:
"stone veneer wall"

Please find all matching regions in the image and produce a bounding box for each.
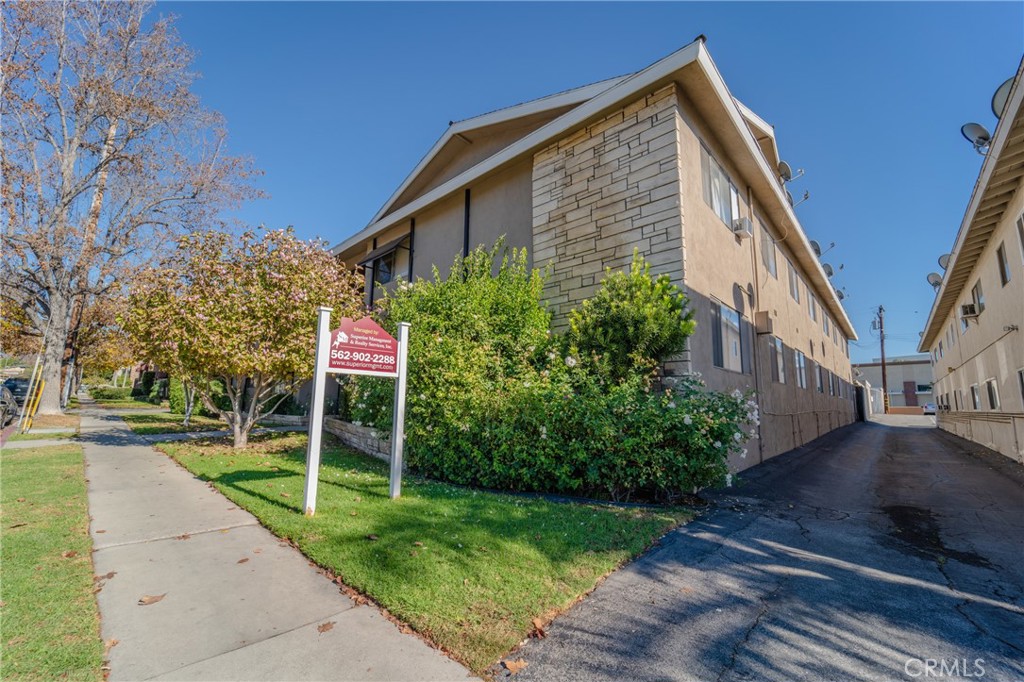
[531,83,686,333]
[323,417,390,462]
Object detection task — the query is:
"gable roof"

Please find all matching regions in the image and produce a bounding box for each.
[918,56,1024,351]
[331,40,856,340]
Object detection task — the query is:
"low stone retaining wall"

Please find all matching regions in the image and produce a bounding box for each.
[261,414,309,426]
[888,406,925,416]
[323,417,390,462]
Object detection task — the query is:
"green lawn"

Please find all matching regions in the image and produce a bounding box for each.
[1,445,103,681]
[6,431,78,442]
[157,432,690,673]
[120,412,225,435]
[92,398,168,410]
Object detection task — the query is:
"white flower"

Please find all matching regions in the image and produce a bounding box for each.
[731,389,743,399]
[725,473,733,487]
[733,432,743,442]
[713,441,722,449]
[565,355,578,368]
[683,415,692,425]
[740,448,748,459]
[353,421,362,427]
[667,401,676,409]
[419,393,426,401]
[540,425,547,439]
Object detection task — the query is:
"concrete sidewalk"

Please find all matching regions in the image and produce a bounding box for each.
[79,401,473,681]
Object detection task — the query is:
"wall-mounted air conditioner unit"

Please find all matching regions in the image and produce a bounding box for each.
[960,303,979,318]
[732,217,753,239]
[754,310,774,335]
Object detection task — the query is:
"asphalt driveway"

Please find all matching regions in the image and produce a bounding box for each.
[512,415,1024,681]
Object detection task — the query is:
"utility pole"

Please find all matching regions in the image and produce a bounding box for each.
[877,305,889,414]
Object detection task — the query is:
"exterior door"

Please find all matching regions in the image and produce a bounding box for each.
[903,380,918,407]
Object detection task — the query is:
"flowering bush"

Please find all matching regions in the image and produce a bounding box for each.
[351,241,756,501]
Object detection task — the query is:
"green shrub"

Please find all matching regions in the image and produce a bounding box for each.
[132,371,155,398]
[88,386,132,401]
[351,240,753,501]
[266,392,305,416]
[148,378,168,404]
[197,379,231,417]
[565,250,695,384]
[168,378,187,414]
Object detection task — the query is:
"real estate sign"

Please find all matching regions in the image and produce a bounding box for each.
[303,309,410,515]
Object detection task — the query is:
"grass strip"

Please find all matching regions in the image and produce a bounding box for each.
[120,412,224,435]
[1,444,103,681]
[158,432,689,673]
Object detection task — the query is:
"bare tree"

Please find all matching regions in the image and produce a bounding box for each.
[1,1,260,413]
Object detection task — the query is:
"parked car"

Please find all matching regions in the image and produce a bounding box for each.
[923,403,937,415]
[3,378,30,407]
[0,385,17,427]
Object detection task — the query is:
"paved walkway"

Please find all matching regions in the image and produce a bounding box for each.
[514,415,1024,681]
[79,401,472,681]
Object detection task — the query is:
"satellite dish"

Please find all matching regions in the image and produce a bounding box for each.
[778,160,793,182]
[927,272,943,288]
[786,190,794,207]
[938,253,950,270]
[992,77,1013,119]
[823,263,834,277]
[961,123,991,154]
[836,290,845,301]
[810,240,822,257]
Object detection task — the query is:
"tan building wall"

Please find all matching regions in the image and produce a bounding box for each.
[928,179,1024,463]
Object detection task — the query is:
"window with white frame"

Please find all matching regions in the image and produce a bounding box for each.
[760,221,777,278]
[823,314,830,337]
[711,300,744,373]
[795,350,807,388]
[972,280,985,313]
[700,145,740,228]
[986,379,1000,410]
[769,336,785,383]
[997,242,1011,286]
[970,385,981,410]
[809,295,818,322]
[788,259,800,303]
[816,364,825,393]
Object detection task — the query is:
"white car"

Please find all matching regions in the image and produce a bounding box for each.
[922,403,937,415]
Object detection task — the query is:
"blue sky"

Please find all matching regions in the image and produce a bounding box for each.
[164,1,1022,363]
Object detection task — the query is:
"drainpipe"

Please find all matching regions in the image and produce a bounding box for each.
[746,185,765,463]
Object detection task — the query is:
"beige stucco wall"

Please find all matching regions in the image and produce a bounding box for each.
[673,88,856,470]
[469,158,534,264]
[929,174,1024,463]
[532,84,685,328]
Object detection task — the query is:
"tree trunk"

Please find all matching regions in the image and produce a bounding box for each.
[36,295,71,415]
[232,420,248,449]
[183,382,195,427]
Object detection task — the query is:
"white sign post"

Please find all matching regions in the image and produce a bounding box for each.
[303,309,410,516]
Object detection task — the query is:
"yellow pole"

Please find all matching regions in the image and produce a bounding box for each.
[22,379,45,433]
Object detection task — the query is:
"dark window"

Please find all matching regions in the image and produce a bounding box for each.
[986,379,1000,410]
[997,242,1011,286]
[373,251,395,286]
[770,336,785,383]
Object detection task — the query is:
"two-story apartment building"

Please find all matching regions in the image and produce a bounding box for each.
[331,39,858,472]
[919,58,1024,464]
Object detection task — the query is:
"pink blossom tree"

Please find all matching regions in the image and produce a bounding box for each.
[124,228,363,447]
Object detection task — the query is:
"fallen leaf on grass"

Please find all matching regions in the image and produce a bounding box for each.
[95,572,116,582]
[349,511,358,516]
[410,551,418,557]
[16,497,25,502]
[237,558,249,564]
[9,522,27,529]
[138,594,166,606]
[412,541,423,547]
[317,621,335,634]
[366,534,378,541]
[531,617,547,639]
[62,550,78,558]
[503,659,528,675]
[175,533,191,541]
[280,492,291,498]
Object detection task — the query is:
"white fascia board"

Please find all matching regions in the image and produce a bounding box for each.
[918,58,1024,352]
[331,41,704,257]
[695,49,857,340]
[362,75,631,228]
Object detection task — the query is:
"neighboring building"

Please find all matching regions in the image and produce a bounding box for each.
[918,58,1024,464]
[331,39,858,471]
[853,354,934,409]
